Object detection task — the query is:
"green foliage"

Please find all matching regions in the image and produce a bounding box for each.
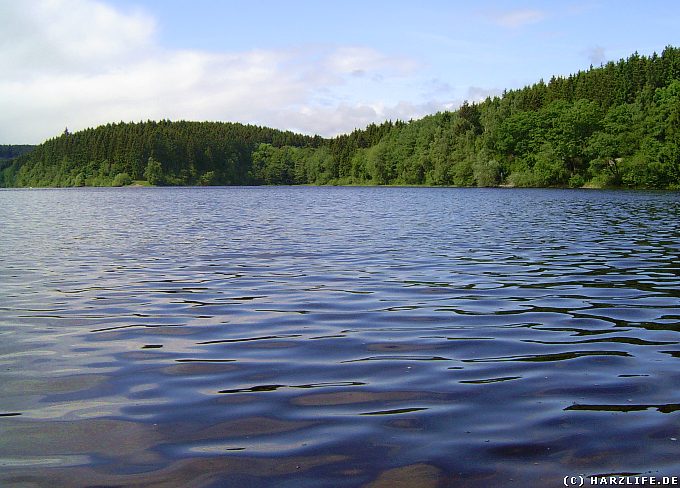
[112,172,132,186]
[1,121,320,188]
[0,145,35,160]
[3,47,680,189]
[568,173,586,188]
[144,157,164,185]
[532,143,570,186]
[473,156,501,187]
[198,171,217,186]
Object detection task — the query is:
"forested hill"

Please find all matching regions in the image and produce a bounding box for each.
[0,122,322,187]
[2,46,680,189]
[0,145,35,161]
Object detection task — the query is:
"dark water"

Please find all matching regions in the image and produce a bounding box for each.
[1,187,679,487]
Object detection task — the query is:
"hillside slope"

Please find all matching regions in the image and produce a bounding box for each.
[2,46,679,189]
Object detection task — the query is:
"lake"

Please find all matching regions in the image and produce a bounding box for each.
[1,186,679,487]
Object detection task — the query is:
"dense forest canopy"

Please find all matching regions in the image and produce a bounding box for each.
[0,145,35,161]
[2,46,680,189]
[0,122,322,187]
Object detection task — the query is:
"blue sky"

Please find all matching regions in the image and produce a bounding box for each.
[2,0,680,143]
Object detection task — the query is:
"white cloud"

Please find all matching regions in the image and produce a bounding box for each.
[0,0,466,143]
[324,46,418,78]
[493,9,547,28]
[583,45,607,66]
[273,99,459,136]
[0,0,154,79]
[466,86,502,102]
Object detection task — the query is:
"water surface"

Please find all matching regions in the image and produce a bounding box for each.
[1,187,679,486]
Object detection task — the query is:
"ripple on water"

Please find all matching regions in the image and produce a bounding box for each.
[1,187,680,486]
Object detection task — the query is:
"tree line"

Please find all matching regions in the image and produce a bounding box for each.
[0,121,322,187]
[0,145,35,161]
[2,46,679,189]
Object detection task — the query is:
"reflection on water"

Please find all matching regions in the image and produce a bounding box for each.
[1,187,679,486]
